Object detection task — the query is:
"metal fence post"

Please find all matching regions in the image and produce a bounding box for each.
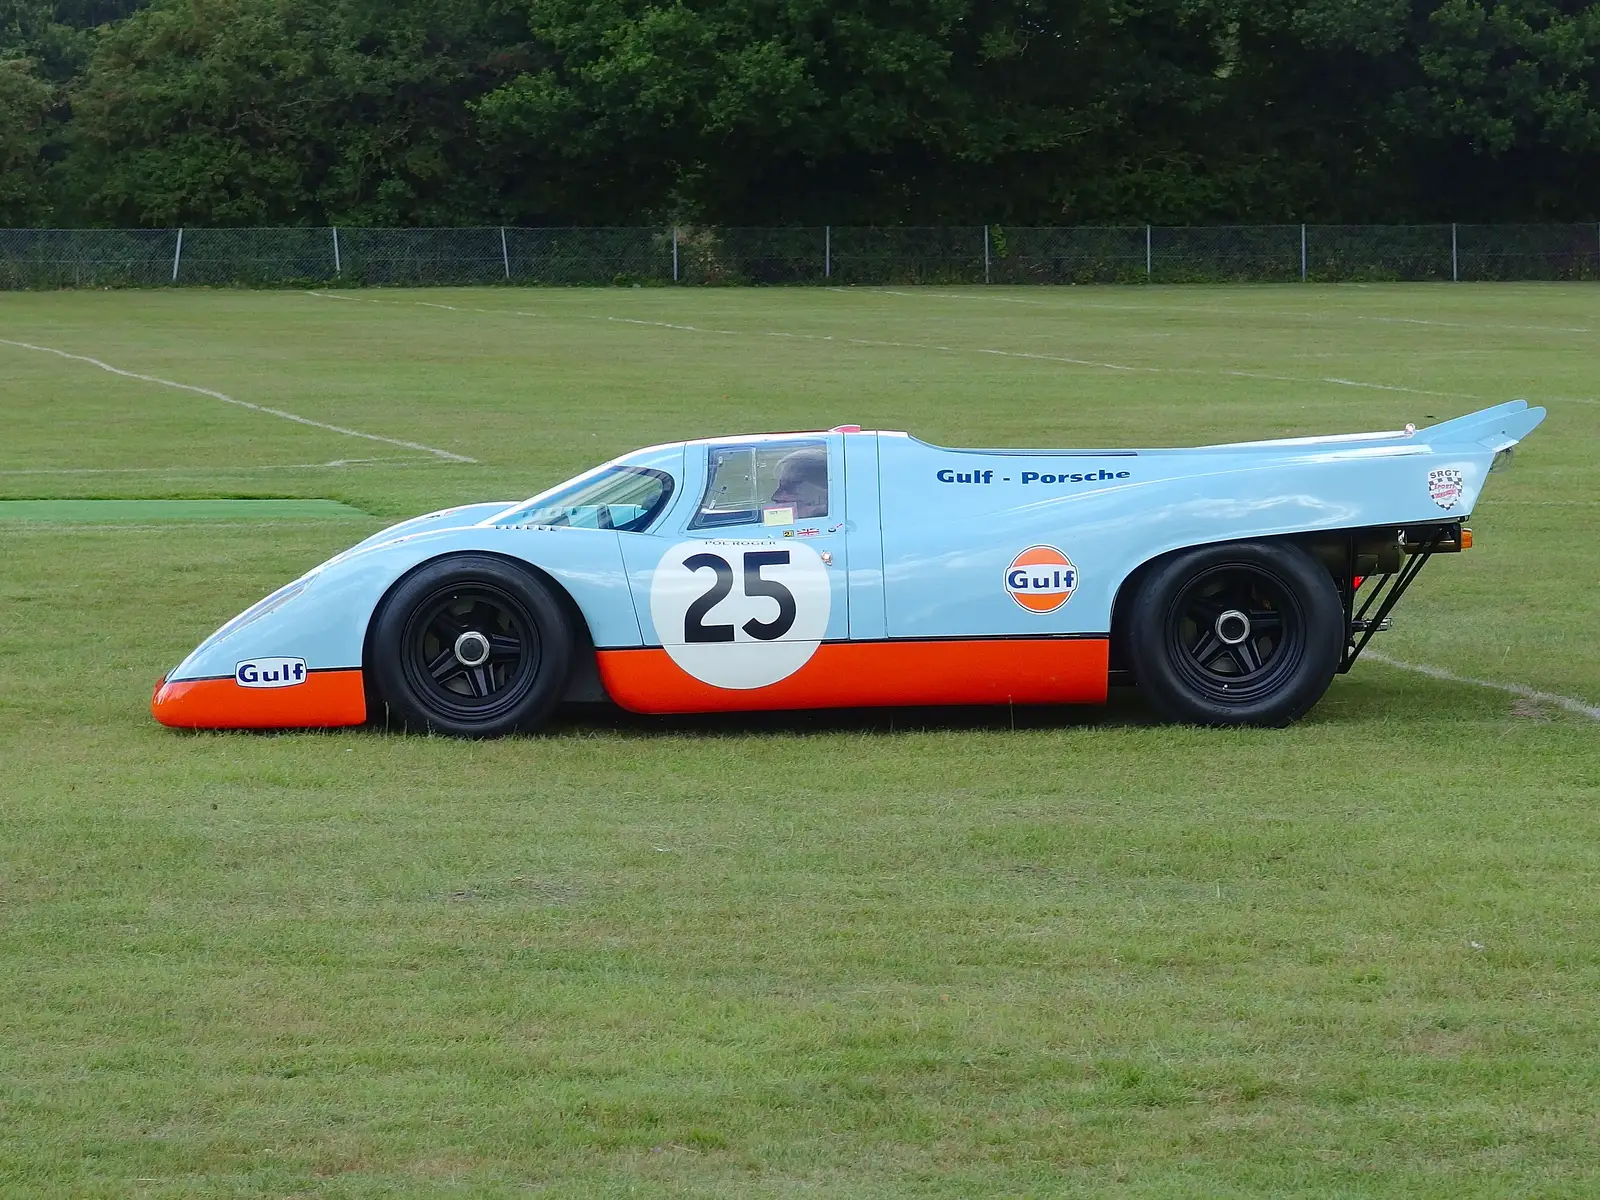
[1300,223,1307,282]
[171,227,183,283]
[1451,222,1458,282]
[332,226,341,276]
[1146,225,1152,278]
[672,226,679,282]
[500,226,510,280]
[824,225,831,279]
[983,225,991,283]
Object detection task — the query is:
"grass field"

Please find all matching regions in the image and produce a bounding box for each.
[1,283,1598,1197]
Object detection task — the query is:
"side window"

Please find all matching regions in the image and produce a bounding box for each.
[691,442,829,529]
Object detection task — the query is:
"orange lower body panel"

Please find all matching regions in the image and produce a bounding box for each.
[596,638,1109,715]
[151,669,367,729]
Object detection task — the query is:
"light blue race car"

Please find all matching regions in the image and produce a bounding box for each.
[152,401,1544,734]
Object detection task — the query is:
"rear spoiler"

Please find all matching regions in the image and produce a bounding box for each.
[1414,400,1546,453]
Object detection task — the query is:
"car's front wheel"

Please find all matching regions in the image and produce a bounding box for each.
[1126,540,1342,727]
[368,555,573,737]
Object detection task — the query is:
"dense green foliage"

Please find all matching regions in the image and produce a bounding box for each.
[3,0,1599,226]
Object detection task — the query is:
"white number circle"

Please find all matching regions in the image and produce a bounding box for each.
[649,539,831,689]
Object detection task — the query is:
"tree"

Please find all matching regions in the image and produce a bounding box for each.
[63,0,535,225]
[0,55,52,223]
[475,0,1258,224]
[5,0,1598,227]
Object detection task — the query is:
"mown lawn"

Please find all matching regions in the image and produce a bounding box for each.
[1,283,1597,1196]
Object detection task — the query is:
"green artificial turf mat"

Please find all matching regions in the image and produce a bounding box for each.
[0,498,371,522]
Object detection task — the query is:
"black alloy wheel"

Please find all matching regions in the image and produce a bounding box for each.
[1126,541,1342,727]
[402,584,537,719]
[1167,565,1302,703]
[369,555,573,736]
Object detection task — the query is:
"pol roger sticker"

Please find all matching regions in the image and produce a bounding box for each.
[649,540,831,689]
[235,657,307,688]
[1428,467,1465,510]
[1005,546,1077,613]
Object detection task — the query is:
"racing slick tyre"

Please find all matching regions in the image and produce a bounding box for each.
[1126,540,1342,727]
[368,555,573,737]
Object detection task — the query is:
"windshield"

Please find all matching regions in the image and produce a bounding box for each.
[496,466,674,532]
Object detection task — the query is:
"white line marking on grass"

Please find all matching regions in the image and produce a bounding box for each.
[0,338,478,463]
[1360,316,1594,334]
[0,456,430,476]
[855,287,1599,337]
[872,287,1048,306]
[310,291,496,315]
[591,313,1475,401]
[1364,651,1600,720]
[309,290,528,318]
[0,521,374,534]
[303,289,1576,407]
[1320,377,1463,397]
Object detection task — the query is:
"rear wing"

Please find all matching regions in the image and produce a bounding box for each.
[1194,400,1545,455]
[1414,400,1546,453]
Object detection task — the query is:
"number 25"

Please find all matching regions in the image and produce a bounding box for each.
[683,550,797,642]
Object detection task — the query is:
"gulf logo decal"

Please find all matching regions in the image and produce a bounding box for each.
[1005,545,1077,613]
[235,657,307,688]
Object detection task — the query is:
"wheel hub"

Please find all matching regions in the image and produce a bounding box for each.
[1215,609,1251,645]
[454,630,491,667]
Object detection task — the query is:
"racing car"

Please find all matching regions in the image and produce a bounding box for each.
[151,400,1544,734]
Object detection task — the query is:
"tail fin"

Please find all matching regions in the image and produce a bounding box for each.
[1414,401,1546,453]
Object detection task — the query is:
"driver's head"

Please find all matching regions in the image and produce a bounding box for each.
[771,447,828,518]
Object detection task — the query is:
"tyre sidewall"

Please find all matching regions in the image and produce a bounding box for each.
[369,555,573,737]
[1128,540,1342,727]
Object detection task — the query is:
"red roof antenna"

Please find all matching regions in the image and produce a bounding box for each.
[830,424,863,433]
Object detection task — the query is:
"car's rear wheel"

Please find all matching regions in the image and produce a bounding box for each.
[1126,541,1342,727]
[369,555,572,737]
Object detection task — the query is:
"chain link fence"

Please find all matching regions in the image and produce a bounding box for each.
[3,224,1599,289]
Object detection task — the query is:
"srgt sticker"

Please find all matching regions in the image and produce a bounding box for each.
[1428,467,1465,510]
[649,540,831,689]
[235,657,307,688]
[1005,546,1077,613]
